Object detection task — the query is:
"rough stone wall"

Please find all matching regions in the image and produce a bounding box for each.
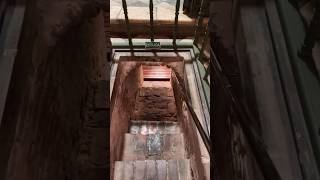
[0,1,108,180]
[133,86,177,121]
[110,62,143,179]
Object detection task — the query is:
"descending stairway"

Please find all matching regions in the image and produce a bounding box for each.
[113,66,193,179]
[114,121,192,180]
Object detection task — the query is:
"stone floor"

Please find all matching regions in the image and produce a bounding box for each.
[111,0,192,22]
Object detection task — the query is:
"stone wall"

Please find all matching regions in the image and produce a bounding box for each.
[133,86,177,122]
[0,1,109,180]
[110,62,142,179]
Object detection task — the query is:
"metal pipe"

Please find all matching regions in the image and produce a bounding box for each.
[193,0,206,45]
[149,0,154,42]
[200,24,210,80]
[171,70,211,155]
[199,24,209,62]
[121,0,133,50]
[173,0,180,49]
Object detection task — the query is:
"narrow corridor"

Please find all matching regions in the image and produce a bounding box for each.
[113,65,192,179]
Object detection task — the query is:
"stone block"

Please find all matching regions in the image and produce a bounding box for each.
[88,128,108,167]
[94,80,109,109]
[85,110,109,128]
[78,167,107,180]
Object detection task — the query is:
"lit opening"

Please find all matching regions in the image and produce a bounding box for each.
[142,65,171,81]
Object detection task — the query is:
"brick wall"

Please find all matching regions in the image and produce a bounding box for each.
[133,86,177,122]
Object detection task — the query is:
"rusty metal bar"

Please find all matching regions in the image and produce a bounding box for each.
[173,0,180,49]
[121,0,133,49]
[200,24,210,80]
[193,0,206,45]
[199,24,209,61]
[149,0,154,42]
[171,70,211,155]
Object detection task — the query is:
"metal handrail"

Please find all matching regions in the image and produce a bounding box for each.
[171,70,211,155]
[121,0,133,49]
[172,0,181,49]
[193,0,206,44]
[149,0,154,42]
[209,47,282,180]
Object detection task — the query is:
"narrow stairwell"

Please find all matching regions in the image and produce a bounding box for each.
[114,66,193,179]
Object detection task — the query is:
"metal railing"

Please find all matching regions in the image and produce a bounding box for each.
[172,0,180,49]
[193,0,206,45]
[121,0,133,49]
[171,69,211,154]
[120,0,207,49]
[149,0,154,42]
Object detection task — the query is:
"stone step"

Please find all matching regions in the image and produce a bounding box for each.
[122,133,186,160]
[130,120,181,135]
[114,159,192,180]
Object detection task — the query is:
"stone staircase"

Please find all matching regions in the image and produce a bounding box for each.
[114,121,192,180]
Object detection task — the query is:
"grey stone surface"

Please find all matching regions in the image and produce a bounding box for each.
[130,120,181,134]
[122,133,186,160]
[94,80,109,109]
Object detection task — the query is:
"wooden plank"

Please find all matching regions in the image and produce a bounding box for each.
[156,160,167,180]
[178,159,192,180]
[123,161,134,180]
[168,160,179,180]
[162,134,186,160]
[122,134,146,160]
[134,160,146,180]
[146,160,157,180]
[114,161,124,180]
